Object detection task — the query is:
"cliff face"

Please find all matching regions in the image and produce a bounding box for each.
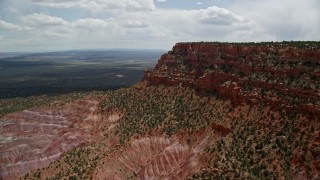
[144,42,320,116]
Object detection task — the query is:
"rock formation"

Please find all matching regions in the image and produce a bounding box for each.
[0,99,103,179]
[144,42,320,116]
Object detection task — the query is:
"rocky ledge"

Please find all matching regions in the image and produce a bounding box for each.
[144,42,320,116]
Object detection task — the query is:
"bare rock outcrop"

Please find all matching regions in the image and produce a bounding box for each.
[0,99,103,179]
[144,42,320,116]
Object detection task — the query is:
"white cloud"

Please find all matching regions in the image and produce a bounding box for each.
[197,6,244,25]
[69,18,125,41]
[126,0,155,11]
[72,18,111,28]
[31,0,156,12]
[22,13,68,26]
[196,2,203,5]
[0,20,22,30]
[13,6,250,50]
[120,20,149,28]
[31,0,93,8]
[0,19,32,31]
[229,0,320,41]
[1,0,319,51]
[156,0,167,2]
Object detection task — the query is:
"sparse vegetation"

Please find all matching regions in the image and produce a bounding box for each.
[0,92,91,117]
[101,84,230,144]
[21,83,320,179]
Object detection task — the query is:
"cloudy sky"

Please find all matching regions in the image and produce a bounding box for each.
[0,0,319,52]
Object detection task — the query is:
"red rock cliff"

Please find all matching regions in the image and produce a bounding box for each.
[144,42,320,116]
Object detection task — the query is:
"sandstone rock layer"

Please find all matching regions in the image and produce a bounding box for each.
[144,42,320,116]
[0,99,101,179]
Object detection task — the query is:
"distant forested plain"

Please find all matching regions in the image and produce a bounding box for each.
[0,50,164,99]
